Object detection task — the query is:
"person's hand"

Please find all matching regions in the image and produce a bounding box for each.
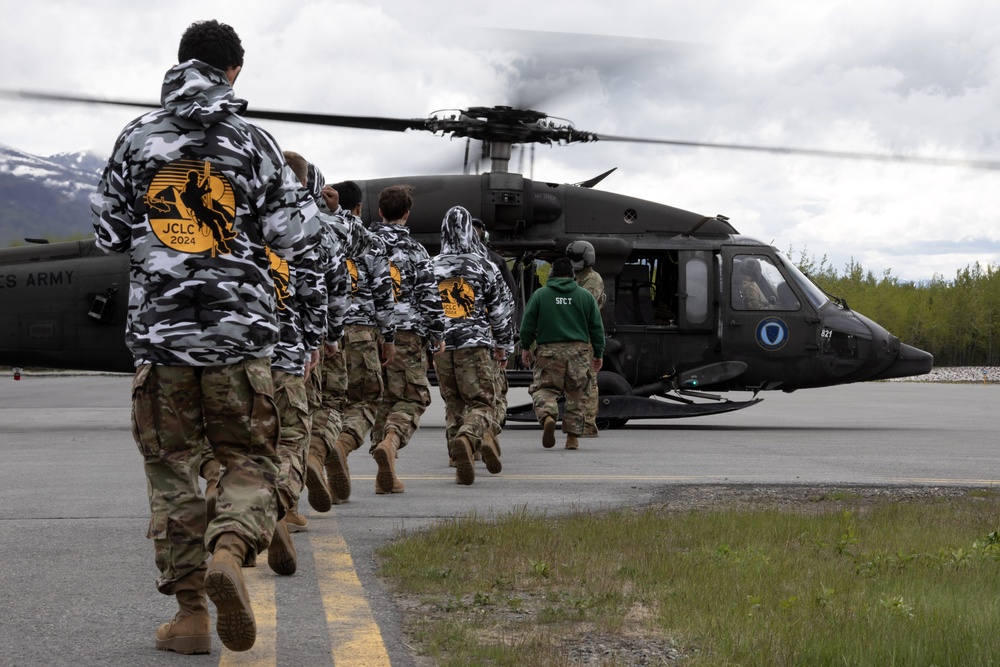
[430,340,446,355]
[324,340,339,357]
[521,349,533,367]
[305,348,320,375]
[382,342,396,366]
[321,186,339,211]
[591,358,603,373]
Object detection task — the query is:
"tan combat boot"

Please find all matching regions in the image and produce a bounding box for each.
[565,434,580,450]
[205,533,256,652]
[541,416,557,448]
[480,433,503,474]
[267,517,297,576]
[373,430,405,494]
[448,435,475,486]
[155,588,211,654]
[327,432,357,502]
[285,503,308,532]
[305,437,333,512]
[201,458,222,521]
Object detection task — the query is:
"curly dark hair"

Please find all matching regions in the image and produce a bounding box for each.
[178,20,244,71]
[333,181,364,212]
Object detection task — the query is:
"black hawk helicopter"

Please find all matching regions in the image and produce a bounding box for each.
[0,91,947,427]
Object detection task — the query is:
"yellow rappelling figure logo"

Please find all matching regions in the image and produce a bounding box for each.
[346,259,359,296]
[388,260,402,302]
[438,277,476,318]
[267,248,290,311]
[145,159,238,255]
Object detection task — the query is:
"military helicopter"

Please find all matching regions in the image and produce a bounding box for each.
[0,91,949,427]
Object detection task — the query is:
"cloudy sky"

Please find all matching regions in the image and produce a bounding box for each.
[2,0,998,282]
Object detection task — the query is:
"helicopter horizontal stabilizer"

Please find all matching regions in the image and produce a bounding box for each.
[574,168,617,189]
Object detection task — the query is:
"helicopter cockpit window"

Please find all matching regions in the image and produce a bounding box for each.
[731,255,800,311]
[777,252,829,310]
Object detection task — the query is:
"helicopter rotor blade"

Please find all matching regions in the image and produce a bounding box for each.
[0,90,430,134]
[594,132,1000,171]
[6,89,999,171]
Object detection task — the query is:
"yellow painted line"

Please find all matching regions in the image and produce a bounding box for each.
[312,518,392,667]
[387,475,1000,485]
[218,555,278,666]
[393,474,721,481]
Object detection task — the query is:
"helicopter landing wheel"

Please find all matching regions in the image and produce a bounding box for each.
[596,371,632,430]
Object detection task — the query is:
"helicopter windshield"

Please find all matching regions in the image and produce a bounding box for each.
[775,252,830,310]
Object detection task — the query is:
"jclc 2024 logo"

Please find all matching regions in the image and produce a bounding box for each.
[145,160,238,255]
[438,277,476,318]
[755,317,789,351]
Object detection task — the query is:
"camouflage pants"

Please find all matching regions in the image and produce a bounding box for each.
[436,346,496,451]
[131,358,280,595]
[305,353,324,414]
[491,355,509,436]
[340,325,385,449]
[372,330,432,450]
[582,360,599,434]
[273,370,310,512]
[309,342,347,461]
[528,341,591,436]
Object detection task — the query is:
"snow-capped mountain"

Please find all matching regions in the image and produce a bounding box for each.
[0,144,107,246]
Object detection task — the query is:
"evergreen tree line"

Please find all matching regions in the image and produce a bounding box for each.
[794,252,1000,368]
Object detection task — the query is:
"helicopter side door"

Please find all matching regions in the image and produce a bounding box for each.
[720,247,821,389]
[605,249,717,387]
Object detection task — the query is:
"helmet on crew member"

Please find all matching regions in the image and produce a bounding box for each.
[471,217,490,245]
[566,241,595,272]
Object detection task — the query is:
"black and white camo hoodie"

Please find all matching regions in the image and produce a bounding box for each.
[92,59,320,367]
[431,206,514,353]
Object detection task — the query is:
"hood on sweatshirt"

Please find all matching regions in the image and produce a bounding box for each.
[161,59,247,127]
[545,276,579,293]
[440,205,484,255]
[306,161,325,201]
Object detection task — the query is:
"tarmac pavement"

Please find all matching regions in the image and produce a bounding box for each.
[1,373,998,666]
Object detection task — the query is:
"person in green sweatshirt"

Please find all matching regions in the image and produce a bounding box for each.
[519,257,605,450]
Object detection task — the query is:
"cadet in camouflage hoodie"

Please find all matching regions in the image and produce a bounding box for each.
[432,205,514,486]
[253,150,335,563]
[321,181,396,504]
[303,171,386,512]
[91,20,320,654]
[370,185,446,494]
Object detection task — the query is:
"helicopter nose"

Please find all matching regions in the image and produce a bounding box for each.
[866,342,934,381]
[827,311,933,383]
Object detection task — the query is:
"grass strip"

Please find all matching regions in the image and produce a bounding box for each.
[377,488,1000,666]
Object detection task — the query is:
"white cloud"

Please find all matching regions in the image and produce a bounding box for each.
[2,0,999,282]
